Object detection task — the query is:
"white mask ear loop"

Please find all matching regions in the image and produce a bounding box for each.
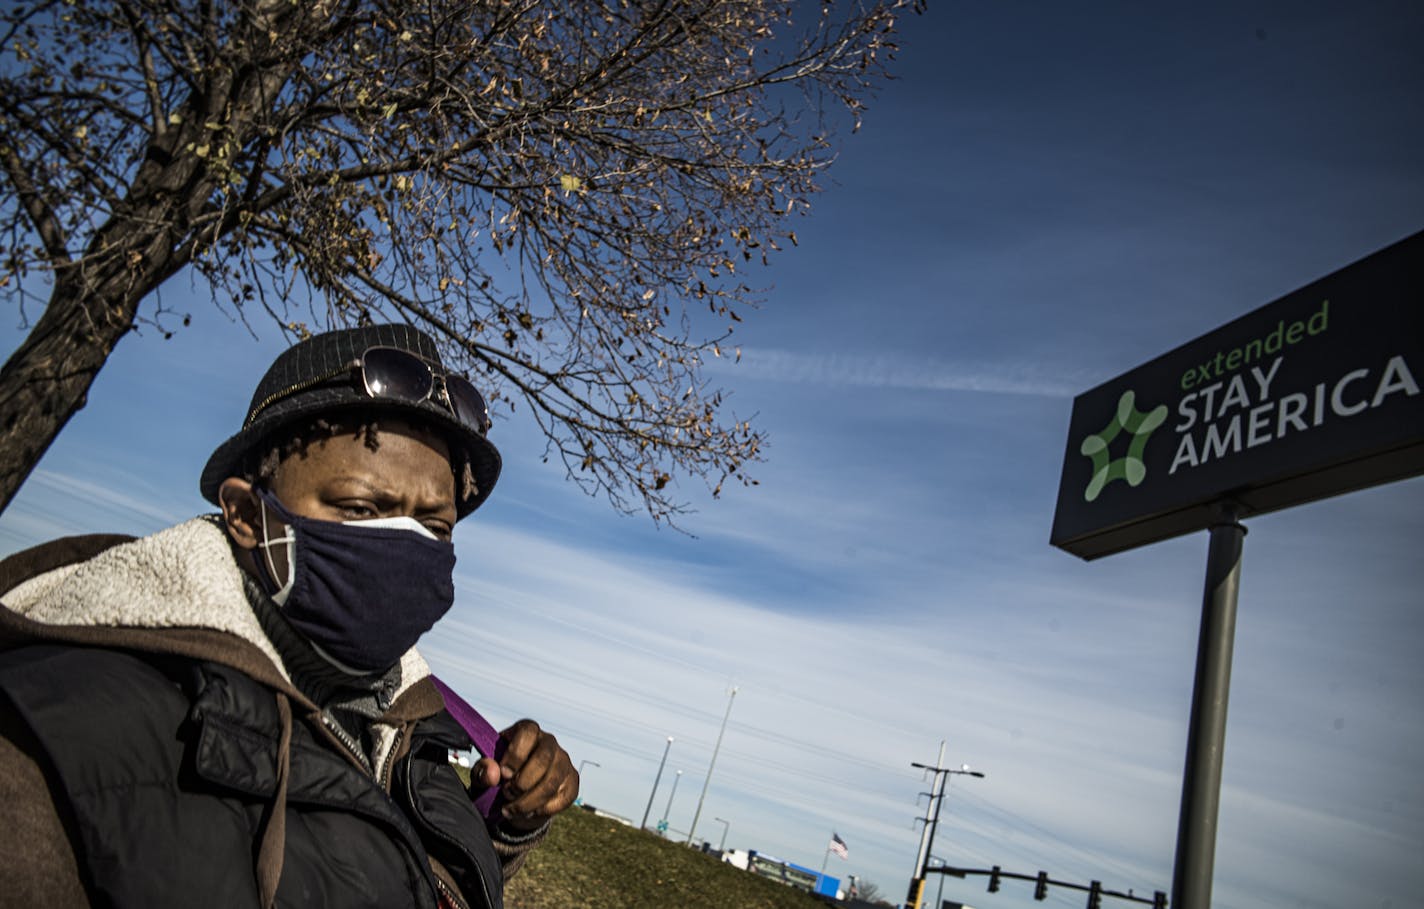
[255,495,297,605]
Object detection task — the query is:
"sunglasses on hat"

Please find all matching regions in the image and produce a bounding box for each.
[245,346,491,434]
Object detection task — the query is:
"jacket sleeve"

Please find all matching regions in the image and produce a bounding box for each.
[0,699,91,903]
[488,819,551,879]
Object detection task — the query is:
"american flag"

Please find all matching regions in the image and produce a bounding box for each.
[828,832,849,860]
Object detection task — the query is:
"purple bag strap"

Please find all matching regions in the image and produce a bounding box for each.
[430,675,505,819]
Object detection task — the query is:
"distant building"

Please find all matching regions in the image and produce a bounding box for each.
[584,805,636,827]
[742,850,839,898]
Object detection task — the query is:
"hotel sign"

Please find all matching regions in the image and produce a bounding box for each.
[1052,231,1424,559]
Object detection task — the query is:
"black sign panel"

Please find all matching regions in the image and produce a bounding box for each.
[1052,230,1424,559]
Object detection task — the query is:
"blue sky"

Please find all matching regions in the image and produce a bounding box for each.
[3,2,1422,908]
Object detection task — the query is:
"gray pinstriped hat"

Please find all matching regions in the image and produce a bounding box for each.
[199,324,501,518]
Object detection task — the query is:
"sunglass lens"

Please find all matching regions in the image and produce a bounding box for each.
[362,347,433,402]
[445,375,491,434]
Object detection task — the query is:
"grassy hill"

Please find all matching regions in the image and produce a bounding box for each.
[504,806,834,909]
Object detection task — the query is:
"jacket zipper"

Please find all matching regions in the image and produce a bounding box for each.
[433,873,470,909]
[320,712,372,774]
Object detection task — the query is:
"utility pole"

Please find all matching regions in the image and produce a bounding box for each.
[687,686,737,845]
[908,741,946,909]
[906,742,985,909]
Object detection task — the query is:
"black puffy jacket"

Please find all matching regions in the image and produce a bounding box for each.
[0,520,520,909]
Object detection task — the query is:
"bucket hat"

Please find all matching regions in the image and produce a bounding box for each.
[199,324,501,518]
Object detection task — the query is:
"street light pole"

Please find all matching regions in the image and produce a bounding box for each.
[575,760,599,806]
[713,817,731,851]
[660,769,683,833]
[907,744,985,909]
[910,740,946,900]
[929,857,948,909]
[640,736,674,830]
[688,686,737,845]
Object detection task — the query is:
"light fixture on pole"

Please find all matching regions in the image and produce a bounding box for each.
[919,763,984,874]
[908,741,946,907]
[659,769,683,834]
[713,817,731,851]
[640,736,673,830]
[906,742,985,909]
[687,686,737,845]
[574,760,599,806]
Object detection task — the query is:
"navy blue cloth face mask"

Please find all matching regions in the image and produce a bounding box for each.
[253,488,457,674]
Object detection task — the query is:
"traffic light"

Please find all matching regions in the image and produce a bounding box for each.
[987,865,1001,893]
[1087,880,1102,909]
[1152,891,1168,909]
[1034,871,1049,901]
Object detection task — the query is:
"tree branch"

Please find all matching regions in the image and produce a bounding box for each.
[0,138,70,263]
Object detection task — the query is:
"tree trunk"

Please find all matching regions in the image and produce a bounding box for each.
[0,24,307,515]
[0,272,145,512]
[0,99,207,514]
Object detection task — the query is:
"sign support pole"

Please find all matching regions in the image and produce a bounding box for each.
[1171,503,1246,909]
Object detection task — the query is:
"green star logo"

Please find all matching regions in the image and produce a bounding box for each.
[1080,390,1169,502]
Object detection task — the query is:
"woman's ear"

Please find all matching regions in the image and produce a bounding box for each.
[218,478,262,551]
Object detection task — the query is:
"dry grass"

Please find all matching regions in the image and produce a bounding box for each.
[504,806,833,909]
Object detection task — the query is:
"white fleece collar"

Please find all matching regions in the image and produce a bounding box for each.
[4,515,431,696]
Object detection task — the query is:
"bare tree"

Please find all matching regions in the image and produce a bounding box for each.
[855,878,884,902]
[0,0,912,519]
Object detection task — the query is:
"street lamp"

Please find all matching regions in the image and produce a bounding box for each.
[659,769,683,835]
[575,760,600,806]
[713,817,731,851]
[917,764,985,872]
[907,742,986,909]
[640,736,674,830]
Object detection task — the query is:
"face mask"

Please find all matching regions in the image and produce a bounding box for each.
[253,488,457,674]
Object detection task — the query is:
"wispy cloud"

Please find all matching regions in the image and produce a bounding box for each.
[0,468,194,550]
[707,347,1086,398]
[422,521,1207,895]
